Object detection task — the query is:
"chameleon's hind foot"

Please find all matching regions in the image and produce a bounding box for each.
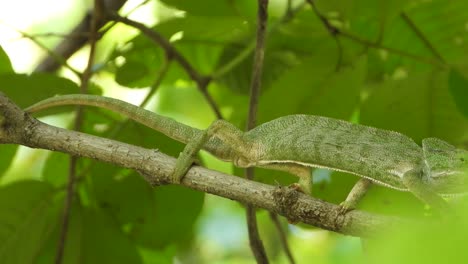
[338,178,372,215]
[171,153,194,183]
[288,183,307,194]
[287,181,312,197]
[171,131,209,183]
[291,175,312,196]
[338,201,355,215]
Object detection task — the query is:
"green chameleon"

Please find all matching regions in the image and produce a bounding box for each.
[26,94,468,213]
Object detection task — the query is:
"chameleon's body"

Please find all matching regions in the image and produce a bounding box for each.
[26,95,468,212]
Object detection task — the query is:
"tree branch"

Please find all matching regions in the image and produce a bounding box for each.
[400,12,445,63]
[0,92,411,238]
[107,13,222,119]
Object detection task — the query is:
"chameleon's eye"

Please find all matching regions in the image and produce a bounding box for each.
[461,158,465,162]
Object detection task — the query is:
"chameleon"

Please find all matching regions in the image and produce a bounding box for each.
[25,94,468,212]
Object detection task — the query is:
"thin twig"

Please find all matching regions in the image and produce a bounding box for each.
[0,21,81,76]
[306,0,445,67]
[400,12,445,63]
[339,31,443,66]
[140,58,172,108]
[109,15,204,83]
[34,0,127,72]
[107,56,172,138]
[269,212,295,264]
[212,3,305,80]
[306,0,339,36]
[55,2,101,264]
[31,0,147,73]
[61,47,172,192]
[245,1,269,263]
[306,0,343,70]
[108,13,223,119]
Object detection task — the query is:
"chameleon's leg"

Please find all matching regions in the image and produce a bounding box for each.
[296,167,313,195]
[402,168,450,212]
[339,178,372,214]
[172,120,314,196]
[171,130,209,183]
[171,120,246,183]
[262,163,312,195]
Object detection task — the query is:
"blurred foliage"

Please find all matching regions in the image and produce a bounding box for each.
[1,0,468,263]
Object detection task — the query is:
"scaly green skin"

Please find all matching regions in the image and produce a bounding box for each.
[26,94,468,212]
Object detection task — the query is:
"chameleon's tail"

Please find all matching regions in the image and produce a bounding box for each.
[25,94,201,144]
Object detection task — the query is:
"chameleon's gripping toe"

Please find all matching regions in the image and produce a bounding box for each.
[337,201,355,215]
[171,152,193,183]
[288,179,312,196]
[171,131,210,183]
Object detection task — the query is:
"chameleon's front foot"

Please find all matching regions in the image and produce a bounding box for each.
[337,178,372,215]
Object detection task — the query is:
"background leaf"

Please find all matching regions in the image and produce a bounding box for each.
[0,45,13,74]
[448,69,468,118]
[0,181,60,264]
[0,73,79,108]
[0,145,18,179]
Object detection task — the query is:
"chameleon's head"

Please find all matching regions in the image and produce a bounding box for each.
[422,138,468,196]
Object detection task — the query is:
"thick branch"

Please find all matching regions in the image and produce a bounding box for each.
[0,92,408,237]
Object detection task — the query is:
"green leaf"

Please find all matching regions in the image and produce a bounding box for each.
[115,59,151,88]
[131,185,204,248]
[216,45,300,95]
[258,54,366,122]
[110,34,165,88]
[111,15,249,88]
[156,15,250,43]
[42,152,69,187]
[0,180,59,264]
[36,202,143,264]
[138,246,175,264]
[369,205,468,264]
[159,0,242,16]
[0,145,18,178]
[448,69,468,118]
[81,207,142,263]
[0,73,79,108]
[0,46,13,74]
[90,165,153,225]
[404,0,468,64]
[313,171,360,205]
[362,70,468,144]
[36,202,144,264]
[35,201,83,264]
